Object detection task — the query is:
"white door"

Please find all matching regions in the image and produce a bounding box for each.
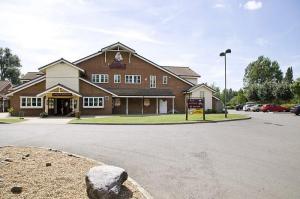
[159,99,168,114]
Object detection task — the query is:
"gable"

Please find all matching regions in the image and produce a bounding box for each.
[74,42,194,86]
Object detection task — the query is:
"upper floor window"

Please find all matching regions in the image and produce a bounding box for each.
[150,75,156,88]
[92,74,108,83]
[125,75,141,84]
[114,74,121,83]
[163,76,168,85]
[83,97,104,108]
[20,97,42,108]
[200,91,205,98]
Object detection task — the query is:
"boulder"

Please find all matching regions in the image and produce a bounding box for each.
[86,165,128,199]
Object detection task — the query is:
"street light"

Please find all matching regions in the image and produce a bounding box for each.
[220,49,231,118]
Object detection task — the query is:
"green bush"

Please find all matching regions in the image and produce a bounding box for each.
[281,103,296,109]
[40,112,48,118]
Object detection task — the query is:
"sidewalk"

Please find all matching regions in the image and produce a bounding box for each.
[20,117,72,124]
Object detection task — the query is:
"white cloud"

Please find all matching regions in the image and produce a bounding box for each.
[243,1,262,10]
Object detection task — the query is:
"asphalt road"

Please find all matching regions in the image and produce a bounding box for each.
[0,112,299,198]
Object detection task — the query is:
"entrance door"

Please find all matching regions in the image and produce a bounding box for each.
[56,98,72,116]
[159,99,168,114]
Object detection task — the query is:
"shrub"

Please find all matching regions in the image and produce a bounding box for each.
[8,107,14,116]
[281,103,296,109]
[40,112,48,118]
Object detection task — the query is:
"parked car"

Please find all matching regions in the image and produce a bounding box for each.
[290,104,300,115]
[235,104,244,111]
[260,104,289,112]
[243,102,256,111]
[250,104,262,112]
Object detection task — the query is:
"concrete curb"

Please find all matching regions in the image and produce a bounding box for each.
[69,117,251,125]
[0,145,153,199]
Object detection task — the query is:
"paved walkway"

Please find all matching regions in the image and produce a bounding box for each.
[20,117,72,124]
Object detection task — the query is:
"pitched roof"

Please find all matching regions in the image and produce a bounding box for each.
[0,80,12,93]
[163,66,200,77]
[108,88,175,97]
[36,83,82,97]
[21,72,44,80]
[38,58,85,73]
[73,42,194,86]
[6,76,46,96]
[185,83,216,93]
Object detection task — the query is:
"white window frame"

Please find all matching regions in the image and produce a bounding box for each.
[163,76,168,85]
[20,96,43,108]
[83,97,104,108]
[150,75,156,88]
[91,74,109,83]
[125,75,141,84]
[114,74,121,83]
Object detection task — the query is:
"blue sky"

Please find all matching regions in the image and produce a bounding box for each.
[0,0,299,89]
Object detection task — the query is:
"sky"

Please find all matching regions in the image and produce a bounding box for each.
[0,0,299,90]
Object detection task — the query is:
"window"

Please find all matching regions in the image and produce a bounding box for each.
[114,74,121,83]
[91,74,108,83]
[163,76,168,84]
[83,97,104,108]
[150,75,156,88]
[125,75,141,84]
[20,97,43,108]
[200,91,205,98]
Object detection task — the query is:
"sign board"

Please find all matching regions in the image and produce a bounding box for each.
[52,93,72,97]
[187,98,204,109]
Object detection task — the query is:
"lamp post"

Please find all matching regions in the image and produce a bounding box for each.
[219,49,231,118]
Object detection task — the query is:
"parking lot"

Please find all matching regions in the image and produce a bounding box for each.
[0,111,299,198]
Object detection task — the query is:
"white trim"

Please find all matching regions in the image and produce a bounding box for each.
[114,74,121,83]
[79,78,117,96]
[36,85,82,97]
[73,43,194,86]
[186,84,216,93]
[101,43,136,53]
[20,96,43,109]
[6,76,46,97]
[125,75,141,84]
[91,74,109,83]
[150,75,156,88]
[39,59,84,73]
[74,51,103,64]
[83,97,104,108]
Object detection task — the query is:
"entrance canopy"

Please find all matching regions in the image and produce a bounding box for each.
[36,84,82,98]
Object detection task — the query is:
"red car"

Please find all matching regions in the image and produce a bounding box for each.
[260,104,289,112]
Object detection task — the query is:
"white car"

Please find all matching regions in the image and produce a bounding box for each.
[243,102,256,111]
[250,104,262,112]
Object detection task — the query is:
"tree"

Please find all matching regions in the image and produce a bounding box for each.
[0,48,21,85]
[291,79,300,102]
[273,83,293,101]
[243,56,283,87]
[283,67,293,84]
[229,89,247,105]
[246,84,260,101]
[257,81,276,102]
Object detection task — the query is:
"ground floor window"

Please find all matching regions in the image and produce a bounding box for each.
[20,97,42,108]
[83,97,104,108]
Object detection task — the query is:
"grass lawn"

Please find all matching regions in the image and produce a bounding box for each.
[0,118,26,124]
[70,114,249,124]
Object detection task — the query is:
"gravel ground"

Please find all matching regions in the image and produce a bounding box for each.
[0,146,144,199]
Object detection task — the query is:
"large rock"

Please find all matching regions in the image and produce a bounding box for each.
[86,165,128,199]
